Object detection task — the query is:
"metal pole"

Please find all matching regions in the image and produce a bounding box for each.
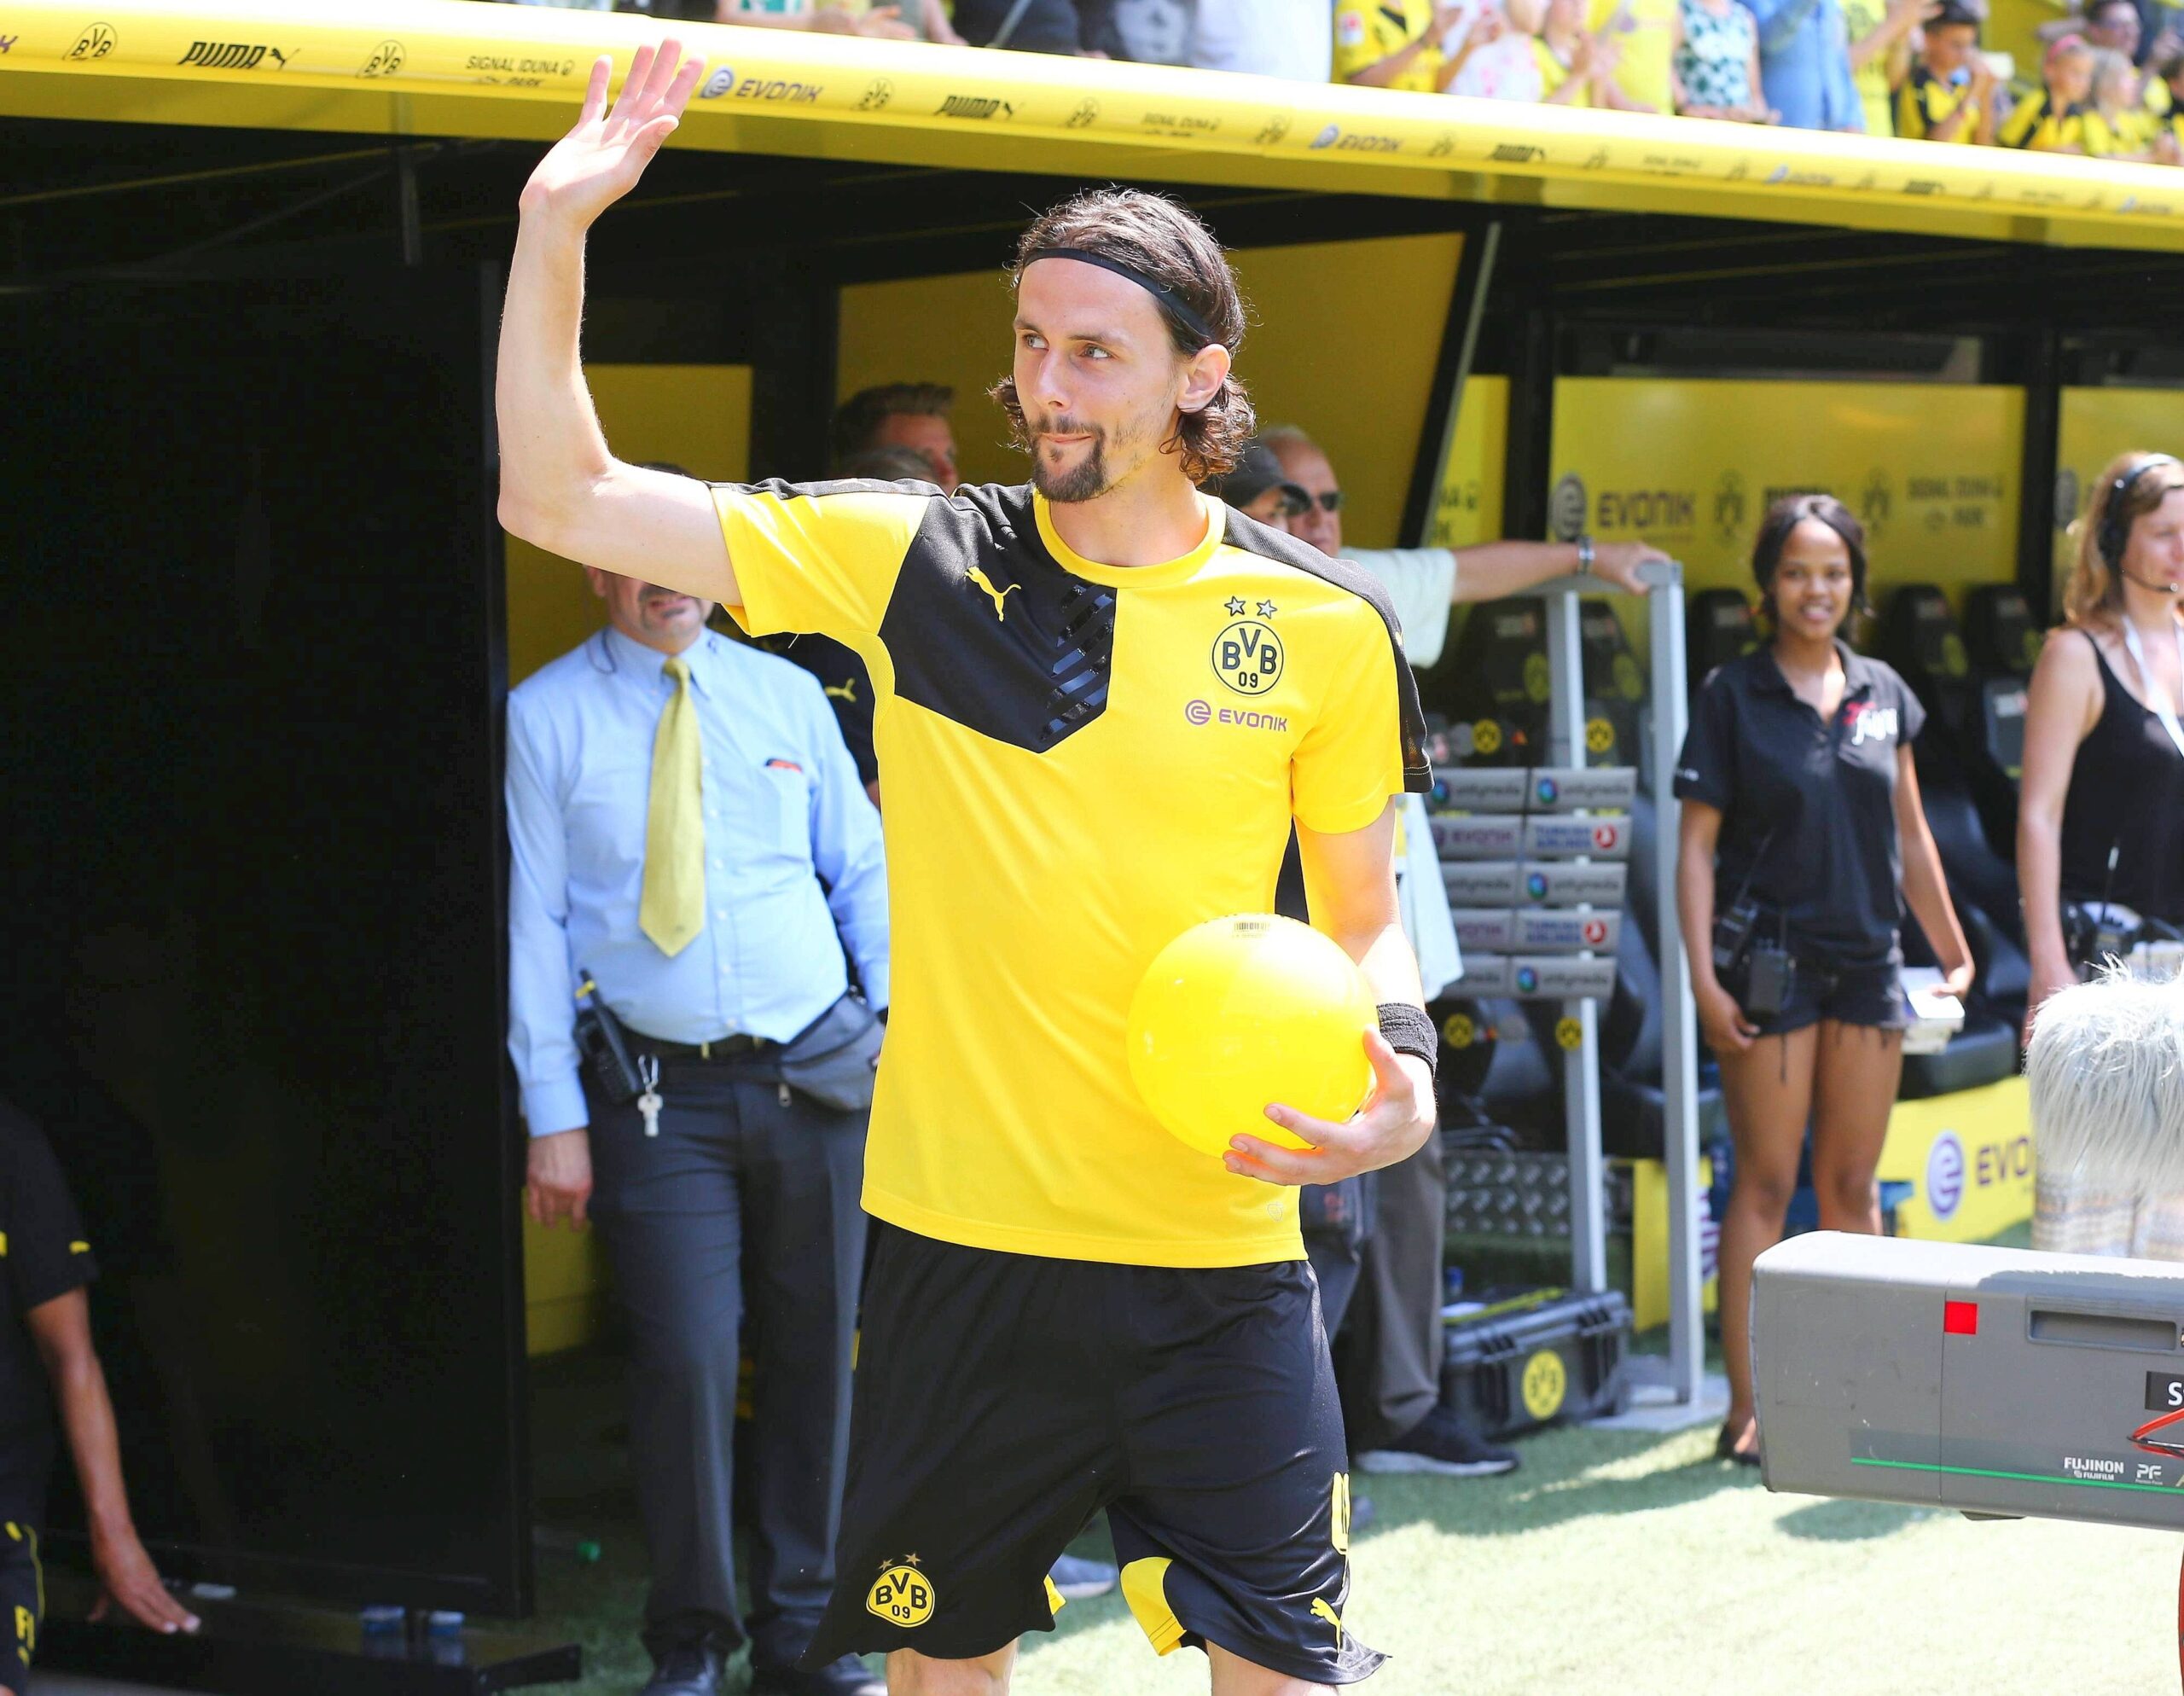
[1544,584,1606,1294]
[1647,558,1703,1403]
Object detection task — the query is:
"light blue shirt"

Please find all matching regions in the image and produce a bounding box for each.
[505,625,889,1136]
[1740,0,1864,131]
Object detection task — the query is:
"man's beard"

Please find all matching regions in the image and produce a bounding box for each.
[1031,428,1110,503]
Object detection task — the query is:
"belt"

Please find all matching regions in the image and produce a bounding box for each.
[630,1031,773,1063]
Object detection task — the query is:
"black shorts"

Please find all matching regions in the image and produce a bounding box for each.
[1747,956,1912,1037]
[804,1224,1384,1684]
[2,1520,42,1694]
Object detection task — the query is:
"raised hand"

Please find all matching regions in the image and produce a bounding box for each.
[518,40,707,233]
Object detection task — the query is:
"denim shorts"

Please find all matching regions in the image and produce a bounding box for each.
[1744,956,1913,1037]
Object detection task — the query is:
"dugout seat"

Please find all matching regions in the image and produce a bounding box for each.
[1426,595,1643,771]
[1877,584,2021,857]
[1432,993,1560,1141]
[1687,588,1758,694]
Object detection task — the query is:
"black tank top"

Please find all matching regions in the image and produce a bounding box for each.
[2059,629,2184,921]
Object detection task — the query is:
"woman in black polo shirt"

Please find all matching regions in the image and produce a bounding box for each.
[1675,495,1972,1465]
[2018,450,2184,1037]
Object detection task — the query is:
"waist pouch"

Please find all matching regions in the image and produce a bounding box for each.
[777,992,884,1113]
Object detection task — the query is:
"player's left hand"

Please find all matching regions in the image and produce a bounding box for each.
[1226,1031,1437,1186]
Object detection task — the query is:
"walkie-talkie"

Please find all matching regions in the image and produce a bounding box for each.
[572,974,648,1106]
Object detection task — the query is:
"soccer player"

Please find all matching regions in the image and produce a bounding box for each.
[497,44,1439,1694]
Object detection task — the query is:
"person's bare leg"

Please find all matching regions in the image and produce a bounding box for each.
[1715,1025,1819,1458]
[887,1643,1017,1695]
[1809,1020,1904,1235]
[1207,1641,1327,1694]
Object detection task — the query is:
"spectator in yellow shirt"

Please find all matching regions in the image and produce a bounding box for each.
[2156,52,2184,160]
[1335,1,1467,88]
[1844,0,1937,135]
[2001,35,2096,149]
[2086,45,2164,153]
[1896,3,2000,142]
[1538,0,1638,101]
[1589,0,1686,110]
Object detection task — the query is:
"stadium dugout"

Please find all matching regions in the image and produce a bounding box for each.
[3,3,2182,1687]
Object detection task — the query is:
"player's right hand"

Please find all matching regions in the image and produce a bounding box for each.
[519,41,707,232]
[1695,980,1757,1054]
[527,1127,595,1229]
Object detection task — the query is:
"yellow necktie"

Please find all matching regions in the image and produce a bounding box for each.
[639,655,706,957]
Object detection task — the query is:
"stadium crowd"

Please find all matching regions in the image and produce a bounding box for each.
[485,0,2184,159]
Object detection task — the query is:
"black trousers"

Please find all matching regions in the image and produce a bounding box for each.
[1339,1134,1447,1452]
[584,1061,867,1671]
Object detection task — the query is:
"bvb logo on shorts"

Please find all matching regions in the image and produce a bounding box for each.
[1211,621,1283,696]
[866,1558,936,1627]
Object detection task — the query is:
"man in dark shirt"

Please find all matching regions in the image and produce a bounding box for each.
[0,1098,195,1694]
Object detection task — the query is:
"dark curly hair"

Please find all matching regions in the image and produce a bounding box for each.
[990,188,1254,485]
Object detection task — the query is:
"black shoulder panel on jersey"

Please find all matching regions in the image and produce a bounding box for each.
[874,482,1115,753]
[731,474,947,500]
[1218,506,1434,795]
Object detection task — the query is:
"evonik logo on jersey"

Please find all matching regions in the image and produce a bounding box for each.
[1184,700,1287,733]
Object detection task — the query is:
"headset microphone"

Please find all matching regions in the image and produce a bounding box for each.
[2122,570,2182,596]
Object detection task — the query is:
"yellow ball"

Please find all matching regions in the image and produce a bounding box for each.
[1125,914,1377,1159]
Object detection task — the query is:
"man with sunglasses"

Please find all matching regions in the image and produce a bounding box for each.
[1261,423,1664,1481]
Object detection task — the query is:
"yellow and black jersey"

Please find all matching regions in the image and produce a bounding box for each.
[1534,37,1589,104]
[715,479,1428,1268]
[2085,103,2160,155]
[1333,1,1443,90]
[1999,87,2090,150]
[1896,64,1987,141]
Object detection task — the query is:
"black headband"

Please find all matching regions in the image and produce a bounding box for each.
[1020,247,1219,350]
[2117,454,2183,501]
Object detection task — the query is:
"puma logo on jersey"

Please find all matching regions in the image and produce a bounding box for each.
[966,566,1022,623]
[1310,1597,1344,1647]
[825,677,859,704]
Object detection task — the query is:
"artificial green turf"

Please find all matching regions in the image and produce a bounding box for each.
[529,1217,2104,1693]
[530,1327,2175,1694]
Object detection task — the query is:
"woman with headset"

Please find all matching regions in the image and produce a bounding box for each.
[2019,451,2184,1036]
[1676,495,1972,1466]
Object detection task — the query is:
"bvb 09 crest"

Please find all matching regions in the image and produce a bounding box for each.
[867,1558,936,1626]
[1212,620,1283,696]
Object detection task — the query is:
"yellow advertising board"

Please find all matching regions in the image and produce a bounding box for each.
[1629,1153,1717,1333]
[1876,1076,2035,1242]
[1427,376,1512,552]
[5,0,2184,253]
[2051,387,2184,617]
[1548,378,2025,627]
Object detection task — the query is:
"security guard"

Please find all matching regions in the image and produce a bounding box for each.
[0,1096,197,1696]
[506,514,888,1696]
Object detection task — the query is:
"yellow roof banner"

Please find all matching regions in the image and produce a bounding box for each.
[3,0,2182,251]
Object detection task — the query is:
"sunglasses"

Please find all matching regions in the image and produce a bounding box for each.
[1304,489,1345,514]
